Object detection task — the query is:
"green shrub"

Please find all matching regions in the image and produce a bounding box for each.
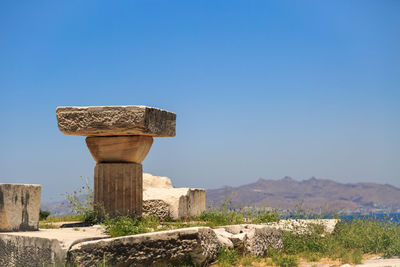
[303,252,322,262]
[282,215,400,260]
[39,209,50,220]
[272,254,299,267]
[351,249,363,264]
[197,198,278,227]
[104,215,160,237]
[216,247,238,267]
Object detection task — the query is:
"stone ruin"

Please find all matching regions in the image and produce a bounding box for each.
[56,105,205,219]
[142,173,205,219]
[0,105,342,266]
[0,105,205,234]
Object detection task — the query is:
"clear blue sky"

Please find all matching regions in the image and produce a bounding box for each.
[1,1,399,201]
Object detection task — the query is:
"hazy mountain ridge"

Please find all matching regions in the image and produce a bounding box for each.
[206,177,400,213]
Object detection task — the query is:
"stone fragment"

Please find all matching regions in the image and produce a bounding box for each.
[215,224,283,256]
[143,188,206,220]
[143,173,173,190]
[142,199,170,218]
[265,219,340,234]
[86,136,153,163]
[68,227,221,266]
[0,226,107,267]
[0,184,41,232]
[142,173,206,219]
[243,225,283,256]
[231,232,246,247]
[56,106,176,137]
[213,228,234,249]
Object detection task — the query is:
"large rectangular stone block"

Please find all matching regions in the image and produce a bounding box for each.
[0,184,41,232]
[56,106,176,137]
[143,188,206,219]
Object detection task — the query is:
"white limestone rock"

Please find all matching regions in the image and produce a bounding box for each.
[213,228,234,248]
[214,224,283,256]
[0,225,107,266]
[143,173,173,190]
[265,219,340,235]
[68,227,220,266]
[0,184,41,232]
[143,173,206,219]
[143,188,205,220]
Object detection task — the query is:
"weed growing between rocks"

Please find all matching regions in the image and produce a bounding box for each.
[216,247,239,267]
[64,177,96,223]
[104,215,160,237]
[198,198,279,227]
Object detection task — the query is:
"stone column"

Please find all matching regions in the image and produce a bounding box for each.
[56,106,176,218]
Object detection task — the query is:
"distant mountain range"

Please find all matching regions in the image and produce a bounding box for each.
[206,177,400,213]
[42,177,400,216]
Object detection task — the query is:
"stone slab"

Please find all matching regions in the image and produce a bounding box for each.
[56,105,176,137]
[0,184,41,232]
[68,227,220,266]
[0,225,108,266]
[220,219,340,236]
[213,224,283,256]
[265,219,340,234]
[143,173,173,190]
[143,188,206,219]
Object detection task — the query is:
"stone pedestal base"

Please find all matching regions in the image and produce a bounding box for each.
[94,163,142,218]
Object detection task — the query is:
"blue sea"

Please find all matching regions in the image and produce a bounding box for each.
[281,213,400,223]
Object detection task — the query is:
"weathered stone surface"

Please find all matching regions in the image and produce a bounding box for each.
[143,173,173,190]
[265,219,340,234]
[0,226,107,267]
[214,224,283,256]
[94,163,142,217]
[68,227,221,266]
[142,173,206,219]
[56,106,176,137]
[143,188,206,220]
[0,184,41,232]
[142,199,170,218]
[86,136,153,163]
[213,228,234,248]
[213,220,339,256]
[243,225,283,256]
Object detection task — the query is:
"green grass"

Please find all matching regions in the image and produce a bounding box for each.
[196,200,279,227]
[39,215,83,229]
[41,215,82,222]
[216,247,238,267]
[272,255,299,267]
[104,215,160,237]
[281,216,400,261]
